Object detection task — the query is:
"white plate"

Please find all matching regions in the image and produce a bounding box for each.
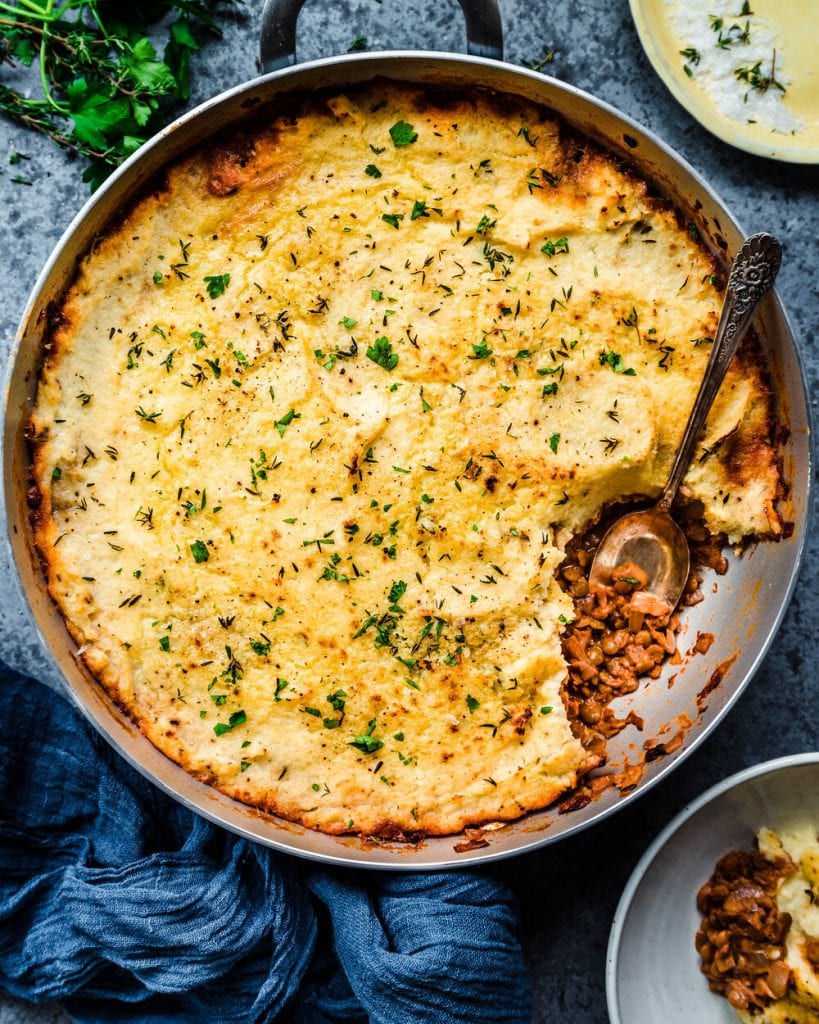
[630,0,819,163]
[606,753,819,1023]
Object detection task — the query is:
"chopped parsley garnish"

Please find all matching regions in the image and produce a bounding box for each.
[320,560,350,583]
[51,466,62,481]
[250,637,271,656]
[366,336,399,371]
[274,408,300,437]
[382,213,403,229]
[153,270,164,285]
[540,705,553,715]
[365,163,382,178]
[328,690,347,712]
[315,349,336,371]
[213,709,247,736]
[541,236,570,256]
[410,200,429,220]
[159,635,171,652]
[274,677,289,701]
[323,689,347,729]
[388,579,407,613]
[389,120,418,147]
[189,540,209,563]
[204,273,230,299]
[549,432,560,454]
[250,449,278,488]
[466,695,480,713]
[350,718,383,754]
[599,350,636,376]
[469,340,493,360]
[341,315,358,329]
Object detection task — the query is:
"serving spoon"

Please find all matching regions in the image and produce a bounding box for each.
[588,231,783,612]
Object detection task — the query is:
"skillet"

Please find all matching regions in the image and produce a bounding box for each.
[2,0,812,868]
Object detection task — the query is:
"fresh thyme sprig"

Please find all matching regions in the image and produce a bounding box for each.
[735,50,786,97]
[0,0,237,189]
[524,47,556,73]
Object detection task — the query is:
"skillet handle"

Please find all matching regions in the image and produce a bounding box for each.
[260,0,504,72]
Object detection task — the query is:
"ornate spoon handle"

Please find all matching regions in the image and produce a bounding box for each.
[655,232,782,515]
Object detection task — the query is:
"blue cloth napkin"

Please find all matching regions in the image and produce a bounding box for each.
[0,662,532,1023]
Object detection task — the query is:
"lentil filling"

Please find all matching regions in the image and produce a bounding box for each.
[696,847,797,1012]
[558,502,729,767]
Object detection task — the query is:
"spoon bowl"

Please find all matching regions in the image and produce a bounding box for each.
[587,232,782,610]
[589,510,690,613]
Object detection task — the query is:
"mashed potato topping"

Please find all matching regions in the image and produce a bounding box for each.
[29,83,781,836]
[748,827,819,1023]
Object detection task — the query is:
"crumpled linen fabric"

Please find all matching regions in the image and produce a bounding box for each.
[0,663,532,1023]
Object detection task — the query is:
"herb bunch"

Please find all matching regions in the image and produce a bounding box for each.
[0,0,236,189]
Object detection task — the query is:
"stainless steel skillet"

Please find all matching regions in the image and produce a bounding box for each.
[2,0,812,869]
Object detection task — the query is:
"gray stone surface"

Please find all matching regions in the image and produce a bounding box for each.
[0,1001,67,1024]
[0,1,816,1021]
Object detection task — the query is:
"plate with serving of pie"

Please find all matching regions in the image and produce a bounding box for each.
[607,754,819,1023]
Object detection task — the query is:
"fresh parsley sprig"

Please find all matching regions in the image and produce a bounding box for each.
[0,0,236,189]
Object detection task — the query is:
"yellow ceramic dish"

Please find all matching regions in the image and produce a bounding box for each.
[630,0,819,163]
